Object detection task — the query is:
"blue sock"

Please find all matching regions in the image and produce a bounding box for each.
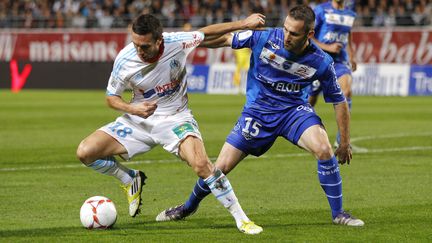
[336,98,351,145]
[184,178,211,214]
[318,156,343,218]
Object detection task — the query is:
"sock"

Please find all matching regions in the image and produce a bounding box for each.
[317,156,343,218]
[87,156,136,185]
[184,178,211,214]
[336,98,351,145]
[204,169,250,228]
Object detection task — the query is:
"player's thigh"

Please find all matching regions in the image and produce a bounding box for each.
[297,124,333,160]
[77,130,127,164]
[215,142,248,174]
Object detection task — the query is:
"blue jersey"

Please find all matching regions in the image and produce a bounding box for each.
[314,2,356,64]
[231,28,345,113]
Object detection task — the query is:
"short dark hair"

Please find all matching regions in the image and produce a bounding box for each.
[288,5,315,33]
[131,14,163,41]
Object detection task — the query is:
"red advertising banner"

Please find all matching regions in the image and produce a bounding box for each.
[1,28,431,64]
[0,30,128,62]
[352,28,432,65]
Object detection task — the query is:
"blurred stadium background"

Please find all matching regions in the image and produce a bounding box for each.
[0,0,432,94]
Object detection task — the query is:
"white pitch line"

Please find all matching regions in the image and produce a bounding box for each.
[1,146,431,172]
[351,132,432,142]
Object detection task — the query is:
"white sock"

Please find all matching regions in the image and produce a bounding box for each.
[204,169,250,228]
[87,156,135,185]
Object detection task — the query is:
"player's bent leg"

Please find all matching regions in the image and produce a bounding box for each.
[297,125,364,226]
[77,130,146,217]
[176,136,262,234]
[297,125,333,160]
[77,130,127,165]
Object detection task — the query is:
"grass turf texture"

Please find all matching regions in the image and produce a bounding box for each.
[0,90,431,242]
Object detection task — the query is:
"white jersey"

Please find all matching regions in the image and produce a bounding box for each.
[107,31,204,116]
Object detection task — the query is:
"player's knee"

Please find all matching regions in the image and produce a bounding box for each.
[76,141,95,165]
[314,142,333,160]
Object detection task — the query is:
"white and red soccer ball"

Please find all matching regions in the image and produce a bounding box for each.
[80,196,117,229]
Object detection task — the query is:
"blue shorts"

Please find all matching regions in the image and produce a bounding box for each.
[309,62,352,96]
[226,104,323,157]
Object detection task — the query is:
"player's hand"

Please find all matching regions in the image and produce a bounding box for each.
[327,43,343,54]
[350,58,357,72]
[242,13,266,29]
[131,101,157,118]
[334,144,353,165]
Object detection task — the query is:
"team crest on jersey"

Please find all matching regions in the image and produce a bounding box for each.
[259,47,316,78]
[267,40,280,50]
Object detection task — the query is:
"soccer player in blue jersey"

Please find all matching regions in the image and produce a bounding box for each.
[308,0,357,148]
[156,5,364,227]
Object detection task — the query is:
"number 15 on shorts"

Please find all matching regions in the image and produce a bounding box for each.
[242,117,262,137]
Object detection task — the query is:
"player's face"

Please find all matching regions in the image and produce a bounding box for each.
[283,16,314,54]
[131,32,162,62]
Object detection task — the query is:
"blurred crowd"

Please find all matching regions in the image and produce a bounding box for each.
[0,0,431,29]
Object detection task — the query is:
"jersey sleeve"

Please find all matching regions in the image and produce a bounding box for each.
[106,52,129,96]
[173,31,204,55]
[231,30,262,49]
[106,74,127,96]
[319,62,346,104]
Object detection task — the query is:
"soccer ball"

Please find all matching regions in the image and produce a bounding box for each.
[80,196,117,229]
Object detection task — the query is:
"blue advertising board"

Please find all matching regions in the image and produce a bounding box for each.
[186,64,208,93]
[409,65,432,95]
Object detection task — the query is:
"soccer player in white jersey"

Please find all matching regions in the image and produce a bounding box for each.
[76,13,266,234]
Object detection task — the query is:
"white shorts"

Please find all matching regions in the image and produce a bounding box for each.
[99,110,202,159]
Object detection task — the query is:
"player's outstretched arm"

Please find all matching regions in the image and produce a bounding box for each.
[333,102,352,164]
[199,33,233,48]
[106,95,157,119]
[198,13,265,41]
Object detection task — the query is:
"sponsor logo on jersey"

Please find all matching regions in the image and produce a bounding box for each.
[259,47,316,78]
[172,123,196,139]
[182,37,201,49]
[323,31,349,44]
[271,81,301,93]
[155,79,181,95]
[324,13,355,27]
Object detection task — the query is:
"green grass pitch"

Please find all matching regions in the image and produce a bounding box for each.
[0,90,431,242]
